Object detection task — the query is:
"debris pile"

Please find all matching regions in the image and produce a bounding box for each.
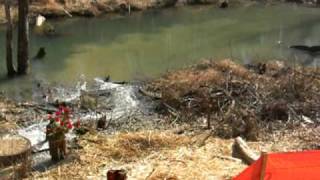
[148,59,320,140]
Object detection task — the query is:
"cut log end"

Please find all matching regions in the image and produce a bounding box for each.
[0,134,31,179]
[232,136,259,165]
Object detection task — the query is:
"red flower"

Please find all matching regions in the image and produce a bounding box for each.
[64,107,70,113]
[48,106,75,134]
[67,121,73,129]
[55,117,60,122]
[55,111,61,116]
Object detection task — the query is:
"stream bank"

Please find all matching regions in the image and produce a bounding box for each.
[0,0,319,24]
[0,59,319,178]
[0,0,239,24]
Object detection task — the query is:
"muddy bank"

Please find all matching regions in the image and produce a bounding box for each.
[0,0,234,23]
[0,0,319,24]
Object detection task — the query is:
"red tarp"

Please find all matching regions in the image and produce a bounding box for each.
[233,150,320,180]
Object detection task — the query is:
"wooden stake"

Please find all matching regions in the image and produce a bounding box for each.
[260,152,268,180]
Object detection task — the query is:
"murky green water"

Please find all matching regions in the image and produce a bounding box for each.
[1,4,320,97]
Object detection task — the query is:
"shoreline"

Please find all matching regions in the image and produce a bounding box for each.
[0,0,319,25]
[1,0,222,24]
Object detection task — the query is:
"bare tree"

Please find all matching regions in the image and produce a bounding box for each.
[4,0,16,77]
[17,0,30,75]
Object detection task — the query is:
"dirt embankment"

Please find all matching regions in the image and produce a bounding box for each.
[0,0,319,24]
[0,0,226,24]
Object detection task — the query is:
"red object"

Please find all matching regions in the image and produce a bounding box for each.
[60,121,64,126]
[233,150,320,180]
[55,117,61,122]
[55,111,61,116]
[64,107,70,113]
[67,121,73,129]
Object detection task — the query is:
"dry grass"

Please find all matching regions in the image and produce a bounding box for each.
[32,131,192,179]
[31,126,320,179]
[214,59,252,81]
[81,131,191,162]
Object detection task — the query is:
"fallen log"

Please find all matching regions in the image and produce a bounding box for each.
[232,136,259,165]
[290,45,320,54]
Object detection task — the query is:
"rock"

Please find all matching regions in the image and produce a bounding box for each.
[219,0,228,8]
[36,14,46,27]
[107,169,127,180]
[105,75,111,82]
[33,47,46,60]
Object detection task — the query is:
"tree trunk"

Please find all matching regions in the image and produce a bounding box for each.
[17,0,29,75]
[4,0,16,77]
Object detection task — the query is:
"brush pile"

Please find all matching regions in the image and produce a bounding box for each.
[147,59,320,140]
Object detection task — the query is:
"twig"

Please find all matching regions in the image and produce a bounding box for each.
[145,168,155,180]
[163,103,179,117]
[212,155,242,163]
